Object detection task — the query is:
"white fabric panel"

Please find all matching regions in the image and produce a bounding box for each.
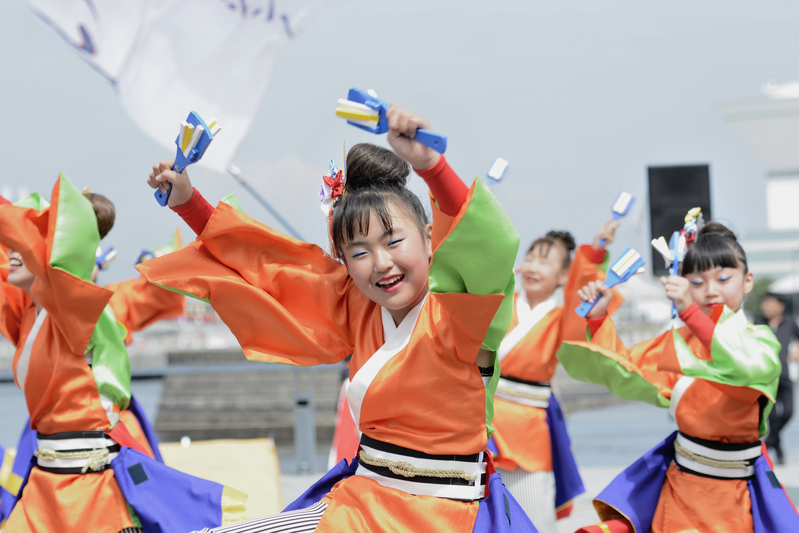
[497,467,557,533]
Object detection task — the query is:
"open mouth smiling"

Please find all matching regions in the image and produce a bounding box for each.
[376,274,404,290]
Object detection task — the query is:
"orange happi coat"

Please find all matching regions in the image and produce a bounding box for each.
[491,245,620,473]
[139,181,519,532]
[0,181,138,532]
[584,315,769,533]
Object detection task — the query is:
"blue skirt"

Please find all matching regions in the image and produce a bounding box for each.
[111,447,235,532]
[594,430,799,533]
[0,421,36,524]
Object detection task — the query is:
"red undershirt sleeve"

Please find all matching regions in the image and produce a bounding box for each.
[589,246,607,264]
[587,315,607,337]
[679,302,715,352]
[170,187,215,236]
[414,156,468,217]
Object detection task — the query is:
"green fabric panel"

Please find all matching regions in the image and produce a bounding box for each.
[87,305,131,410]
[220,193,245,214]
[673,306,781,402]
[49,173,99,282]
[428,177,520,351]
[14,193,50,210]
[558,342,671,408]
[127,503,143,528]
[484,351,500,437]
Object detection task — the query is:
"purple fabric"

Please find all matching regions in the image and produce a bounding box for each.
[546,393,585,508]
[127,395,164,463]
[472,472,539,532]
[111,447,226,533]
[593,431,676,533]
[486,436,499,456]
[0,420,36,523]
[282,458,357,511]
[748,454,799,533]
[594,430,799,532]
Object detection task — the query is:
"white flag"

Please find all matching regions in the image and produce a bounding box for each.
[28,0,325,171]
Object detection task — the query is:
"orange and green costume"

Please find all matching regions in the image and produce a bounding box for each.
[489,245,621,520]
[138,172,545,532]
[0,174,244,533]
[558,304,799,533]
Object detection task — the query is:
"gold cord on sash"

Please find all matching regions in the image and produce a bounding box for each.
[358,450,477,483]
[674,440,750,470]
[496,384,549,401]
[34,448,110,473]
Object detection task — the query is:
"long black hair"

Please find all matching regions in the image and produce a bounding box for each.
[682,221,748,275]
[331,144,428,258]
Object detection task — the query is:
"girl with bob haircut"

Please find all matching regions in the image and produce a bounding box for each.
[140,103,541,532]
[557,221,799,533]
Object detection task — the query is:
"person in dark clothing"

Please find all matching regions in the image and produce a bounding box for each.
[755,292,799,464]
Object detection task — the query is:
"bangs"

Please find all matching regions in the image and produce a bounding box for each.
[528,237,571,270]
[332,190,395,254]
[682,236,746,275]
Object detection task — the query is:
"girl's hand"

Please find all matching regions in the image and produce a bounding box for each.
[386,103,440,171]
[577,281,612,318]
[660,275,692,313]
[147,160,193,207]
[593,218,620,251]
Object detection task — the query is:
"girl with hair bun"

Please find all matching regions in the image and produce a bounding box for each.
[488,221,623,533]
[141,103,540,532]
[558,221,799,533]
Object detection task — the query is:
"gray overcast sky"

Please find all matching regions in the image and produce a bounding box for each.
[2,0,798,283]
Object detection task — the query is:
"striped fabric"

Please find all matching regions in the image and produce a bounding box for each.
[119,528,145,533]
[497,467,556,533]
[192,502,328,533]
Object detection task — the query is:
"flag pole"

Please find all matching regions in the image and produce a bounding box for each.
[226,164,305,241]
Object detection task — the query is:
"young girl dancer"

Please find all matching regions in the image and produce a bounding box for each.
[558,222,799,533]
[0,198,185,525]
[488,223,621,533]
[0,174,244,532]
[139,103,540,532]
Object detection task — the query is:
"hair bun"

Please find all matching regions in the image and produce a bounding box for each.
[546,230,576,253]
[698,221,737,241]
[345,143,410,193]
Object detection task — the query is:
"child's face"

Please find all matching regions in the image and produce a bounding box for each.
[684,265,753,315]
[7,250,35,293]
[520,243,569,302]
[343,205,432,325]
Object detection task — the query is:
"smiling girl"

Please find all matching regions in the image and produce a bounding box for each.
[557,222,799,533]
[487,224,622,533]
[139,104,540,532]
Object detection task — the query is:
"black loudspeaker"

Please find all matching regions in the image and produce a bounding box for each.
[648,165,712,276]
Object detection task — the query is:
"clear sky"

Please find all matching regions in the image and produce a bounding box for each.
[2,0,799,283]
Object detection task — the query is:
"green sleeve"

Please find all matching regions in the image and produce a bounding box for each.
[428,177,520,351]
[673,306,781,402]
[87,305,132,411]
[557,340,671,408]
